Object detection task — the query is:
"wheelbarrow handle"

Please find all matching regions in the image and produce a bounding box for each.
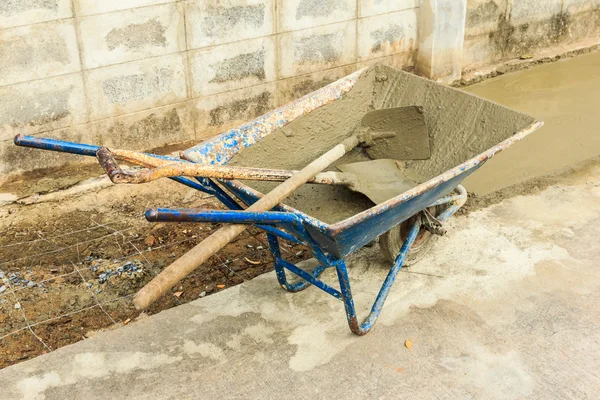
[95,147,347,185]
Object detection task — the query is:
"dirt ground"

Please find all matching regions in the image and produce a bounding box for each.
[0,174,310,369]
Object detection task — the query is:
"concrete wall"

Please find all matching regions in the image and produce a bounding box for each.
[0,0,419,176]
[1,0,599,178]
[464,0,600,70]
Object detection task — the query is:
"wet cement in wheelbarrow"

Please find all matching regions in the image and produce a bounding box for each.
[230,65,535,224]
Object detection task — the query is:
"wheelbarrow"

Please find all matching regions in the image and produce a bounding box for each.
[14,65,543,335]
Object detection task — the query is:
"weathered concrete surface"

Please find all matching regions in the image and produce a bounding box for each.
[0,20,80,87]
[463,0,600,70]
[0,0,72,29]
[279,20,357,78]
[1,159,598,399]
[359,0,418,17]
[84,53,188,120]
[78,3,185,69]
[185,0,275,49]
[357,9,417,61]
[463,50,600,195]
[417,0,467,81]
[278,0,355,32]
[190,36,277,97]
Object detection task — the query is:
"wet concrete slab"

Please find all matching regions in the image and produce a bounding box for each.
[1,158,599,399]
[463,50,600,195]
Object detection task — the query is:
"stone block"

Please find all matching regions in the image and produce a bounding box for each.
[509,0,562,25]
[186,0,274,49]
[276,65,356,104]
[278,20,357,79]
[86,100,196,150]
[79,3,185,69]
[190,36,276,97]
[0,73,88,141]
[357,51,415,71]
[358,0,418,18]
[0,20,80,86]
[278,0,355,32]
[85,53,188,121]
[357,9,418,62]
[1,101,195,175]
[75,0,177,17]
[194,83,277,139]
[0,0,72,29]
[465,0,508,37]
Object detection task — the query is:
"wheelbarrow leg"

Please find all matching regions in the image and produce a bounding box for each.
[267,233,327,292]
[336,221,421,336]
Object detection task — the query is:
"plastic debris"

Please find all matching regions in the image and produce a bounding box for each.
[217,284,226,289]
[14,302,21,310]
[174,291,183,298]
[405,339,412,350]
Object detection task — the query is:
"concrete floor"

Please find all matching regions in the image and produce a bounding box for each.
[0,157,598,399]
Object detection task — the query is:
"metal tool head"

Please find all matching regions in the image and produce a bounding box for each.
[359,106,430,160]
[336,159,425,204]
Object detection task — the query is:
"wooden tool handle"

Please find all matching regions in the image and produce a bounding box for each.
[133,135,359,310]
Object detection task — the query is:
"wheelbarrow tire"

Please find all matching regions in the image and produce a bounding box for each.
[380,205,442,266]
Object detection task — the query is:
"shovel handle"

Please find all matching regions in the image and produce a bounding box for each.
[96,146,347,185]
[133,135,359,310]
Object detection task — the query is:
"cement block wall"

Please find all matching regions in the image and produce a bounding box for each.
[0,0,598,178]
[0,0,419,176]
[464,0,600,70]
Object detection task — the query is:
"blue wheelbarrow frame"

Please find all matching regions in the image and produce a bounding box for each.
[14,70,542,335]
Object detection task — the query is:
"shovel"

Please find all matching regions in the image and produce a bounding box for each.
[131,107,430,309]
[97,107,429,199]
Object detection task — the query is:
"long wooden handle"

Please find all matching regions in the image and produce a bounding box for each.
[133,135,359,310]
[98,147,350,185]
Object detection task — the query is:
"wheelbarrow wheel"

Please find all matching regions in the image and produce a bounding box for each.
[380,205,442,266]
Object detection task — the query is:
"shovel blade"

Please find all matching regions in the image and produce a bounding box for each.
[337,159,425,204]
[361,106,430,160]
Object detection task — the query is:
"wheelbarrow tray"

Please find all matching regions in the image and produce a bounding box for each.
[178,65,540,259]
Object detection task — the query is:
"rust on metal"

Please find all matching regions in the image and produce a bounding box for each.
[95,147,339,185]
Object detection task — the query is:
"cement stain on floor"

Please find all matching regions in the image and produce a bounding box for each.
[462,50,600,195]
